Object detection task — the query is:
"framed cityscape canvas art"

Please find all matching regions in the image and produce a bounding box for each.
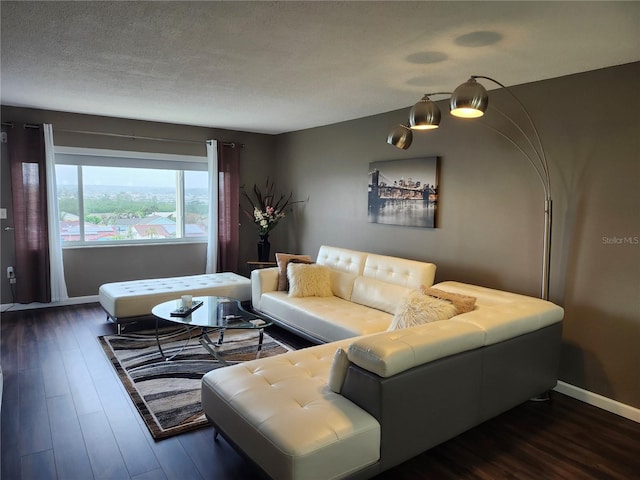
[368,156,439,228]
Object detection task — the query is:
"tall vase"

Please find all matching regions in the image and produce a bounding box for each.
[257,234,271,262]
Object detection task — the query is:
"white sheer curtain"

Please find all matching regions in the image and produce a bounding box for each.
[43,124,69,302]
[205,140,219,273]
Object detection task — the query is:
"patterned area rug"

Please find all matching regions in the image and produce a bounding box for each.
[99,326,290,440]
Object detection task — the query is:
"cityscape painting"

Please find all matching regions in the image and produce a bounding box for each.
[368,156,439,228]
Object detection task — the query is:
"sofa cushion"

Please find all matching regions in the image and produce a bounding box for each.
[287,263,333,298]
[328,269,359,301]
[362,253,436,289]
[316,245,368,300]
[316,245,368,276]
[351,276,412,315]
[260,292,393,342]
[388,290,458,330]
[348,321,485,378]
[275,252,312,291]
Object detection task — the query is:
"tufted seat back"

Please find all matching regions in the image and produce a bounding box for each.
[316,245,367,275]
[316,245,368,300]
[315,246,437,314]
[363,253,436,288]
[351,253,437,314]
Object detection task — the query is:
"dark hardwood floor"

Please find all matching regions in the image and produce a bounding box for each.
[1,303,639,480]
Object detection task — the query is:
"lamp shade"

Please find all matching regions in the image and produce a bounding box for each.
[409,96,441,130]
[450,78,488,118]
[387,124,413,150]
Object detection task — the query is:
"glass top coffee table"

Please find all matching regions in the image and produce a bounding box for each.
[151,296,272,363]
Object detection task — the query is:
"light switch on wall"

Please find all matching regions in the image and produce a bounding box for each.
[0,208,6,220]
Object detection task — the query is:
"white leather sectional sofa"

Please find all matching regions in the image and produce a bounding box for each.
[201,246,564,479]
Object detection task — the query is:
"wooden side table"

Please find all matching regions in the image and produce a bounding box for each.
[247,261,277,272]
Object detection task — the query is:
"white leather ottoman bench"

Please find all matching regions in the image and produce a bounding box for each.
[99,273,251,333]
[201,340,381,480]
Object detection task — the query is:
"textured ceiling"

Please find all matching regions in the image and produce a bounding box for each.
[1,1,639,134]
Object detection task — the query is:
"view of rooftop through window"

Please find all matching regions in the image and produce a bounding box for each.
[55,164,209,244]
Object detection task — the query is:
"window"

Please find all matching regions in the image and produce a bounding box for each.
[55,147,209,245]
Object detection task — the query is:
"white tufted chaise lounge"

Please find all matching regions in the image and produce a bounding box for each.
[98,273,251,333]
[201,338,381,480]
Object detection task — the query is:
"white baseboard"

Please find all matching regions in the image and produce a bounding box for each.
[554,380,640,423]
[1,295,99,312]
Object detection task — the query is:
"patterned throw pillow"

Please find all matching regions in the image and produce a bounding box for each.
[275,253,312,291]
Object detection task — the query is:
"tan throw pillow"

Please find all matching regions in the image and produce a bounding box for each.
[420,286,477,314]
[388,290,458,330]
[287,263,333,298]
[275,253,312,291]
[328,348,350,393]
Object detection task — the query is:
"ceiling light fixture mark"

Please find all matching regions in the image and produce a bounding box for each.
[406,76,445,87]
[455,31,503,47]
[405,51,448,65]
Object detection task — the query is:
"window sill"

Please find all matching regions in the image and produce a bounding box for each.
[61,239,207,249]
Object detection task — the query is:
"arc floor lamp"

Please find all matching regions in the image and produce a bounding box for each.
[388,76,552,301]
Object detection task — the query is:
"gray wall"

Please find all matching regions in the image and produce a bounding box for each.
[1,63,637,409]
[0,107,277,300]
[273,62,640,408]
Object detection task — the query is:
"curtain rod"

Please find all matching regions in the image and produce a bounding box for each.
[1,121,40,129]
[56,128,243,148]
[0,122,243,148]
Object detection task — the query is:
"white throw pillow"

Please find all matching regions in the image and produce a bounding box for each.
[287,263,333,298]
[328,348,350,393]
[388,290,458,330]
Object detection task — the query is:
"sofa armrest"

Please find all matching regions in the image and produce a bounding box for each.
[347,321,484,378]
[251,267,279,311]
